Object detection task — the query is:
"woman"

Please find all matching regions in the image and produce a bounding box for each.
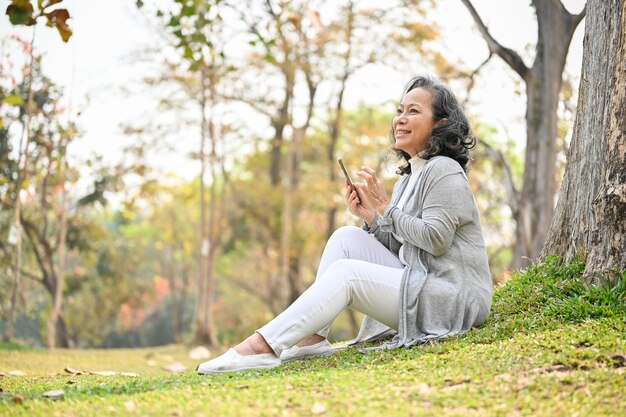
[197,75,492,374]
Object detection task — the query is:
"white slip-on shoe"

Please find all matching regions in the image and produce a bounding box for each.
[280,340,334,363]
[197,348,281,375]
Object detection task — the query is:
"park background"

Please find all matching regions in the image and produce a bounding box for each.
[0,0,612,350]
[2,1,625,415]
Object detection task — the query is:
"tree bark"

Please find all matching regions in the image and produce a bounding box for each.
[541,0,626,282]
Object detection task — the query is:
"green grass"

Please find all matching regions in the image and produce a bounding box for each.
[1,258,625,416]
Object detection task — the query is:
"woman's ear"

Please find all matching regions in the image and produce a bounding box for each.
[436,118,449,126]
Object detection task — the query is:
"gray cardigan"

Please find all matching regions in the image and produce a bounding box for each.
[353,156,492,348]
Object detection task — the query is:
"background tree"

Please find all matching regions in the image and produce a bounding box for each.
[1,53,84,346]
[460,0,586,269]
[3,0,72,345]
[541,0,625,281]
[147,0,235,346]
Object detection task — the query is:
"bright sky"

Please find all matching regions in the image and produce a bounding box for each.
[1,0,586,180]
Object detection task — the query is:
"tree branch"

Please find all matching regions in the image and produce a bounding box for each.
[462,53,494,108]
[460,0,530,80]
[20,268,43,283]
[570,3,586,30]
[220,94,273,119]
[20,216,53,293]
[477,138,520,216]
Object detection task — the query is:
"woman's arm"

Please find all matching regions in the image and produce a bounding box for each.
[362,212,402,254]
[380,172,472,256]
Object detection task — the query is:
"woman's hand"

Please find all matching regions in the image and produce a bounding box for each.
[345,181,376,225]
[356,166,390,215]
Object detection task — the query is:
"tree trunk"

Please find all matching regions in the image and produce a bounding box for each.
[511,0,584,268]
[280,125,298,304]
[194,66,211,345]
[461,0,585,269]
[164,245,182,344]
[270,69,295,186]
[281,76,317,304]
[326,71,350,239]
[47,150,68,349]
[326,2,354,239]
[541,0,626,282]
[56,314,70,348]
[204,71,220,347]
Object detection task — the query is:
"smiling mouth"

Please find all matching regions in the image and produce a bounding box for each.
[396,130,411,135]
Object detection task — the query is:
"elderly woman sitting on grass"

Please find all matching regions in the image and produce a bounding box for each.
[197,75,493,374]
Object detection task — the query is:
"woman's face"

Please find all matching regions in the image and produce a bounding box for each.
[392,87,436,158]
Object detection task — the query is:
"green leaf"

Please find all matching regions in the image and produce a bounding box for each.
[3,95,24,106]
[136,0,144,8]
[6,2,35,25]
[183,45,194,60]
[0,116,4,129]
[188,60,201,72]
[181,5,195,17]
[168,15,180,28]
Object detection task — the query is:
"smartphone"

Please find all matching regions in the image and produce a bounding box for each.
[337,157,355,191]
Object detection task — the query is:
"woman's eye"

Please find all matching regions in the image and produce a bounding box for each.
[396,108,402,114]
[409,109,418,113]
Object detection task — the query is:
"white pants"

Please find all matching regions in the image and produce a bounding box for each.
[257,226,405,356]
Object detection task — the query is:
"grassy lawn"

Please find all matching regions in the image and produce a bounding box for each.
[1,258,625,417]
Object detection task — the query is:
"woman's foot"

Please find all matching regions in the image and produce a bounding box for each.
[281,334,334,363]
[295,333,326,348]
[197,333,280,375]
[233,332,275,355]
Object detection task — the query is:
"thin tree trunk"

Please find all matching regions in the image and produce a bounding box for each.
[541,0,626,282]
[282,76,317,304]
[194,66,210,345]
[280,125,297,303]
[270,69,294,186]
[165,245,182,344]
[326,1,355,239]
[204,69,219,346]
[47,147,68,349]
[55,314,70,348]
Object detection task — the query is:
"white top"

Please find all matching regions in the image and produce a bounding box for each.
[393,155,428,265]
